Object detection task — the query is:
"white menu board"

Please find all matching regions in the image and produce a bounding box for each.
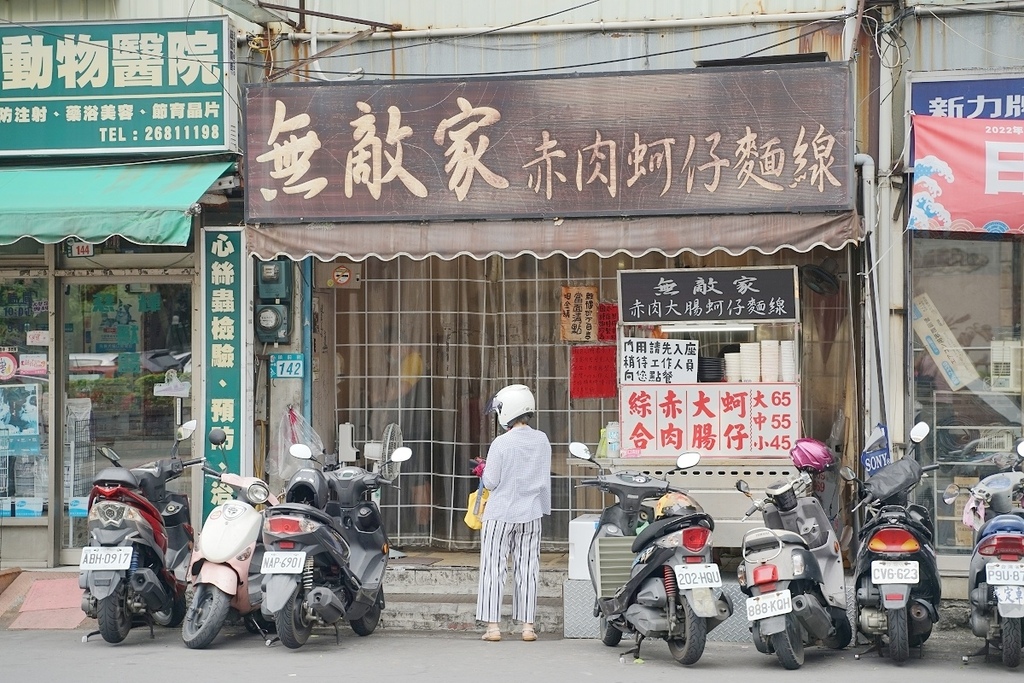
[619,382,800,459]
[619,337,698,384]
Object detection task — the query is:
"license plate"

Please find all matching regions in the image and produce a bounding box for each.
[995,586,1024,605]
[674,563,723,589]
[79,546,133,571]
[989,562,1024,586]
[871,560,919,584]
[746,589,792,621]
[260,551,306,574]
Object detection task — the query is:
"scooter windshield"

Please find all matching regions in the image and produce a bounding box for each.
[864,457,922,503]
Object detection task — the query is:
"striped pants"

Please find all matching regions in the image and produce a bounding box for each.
[475,518,542,624]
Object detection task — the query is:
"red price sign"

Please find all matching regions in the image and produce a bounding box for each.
[620,382,799,458]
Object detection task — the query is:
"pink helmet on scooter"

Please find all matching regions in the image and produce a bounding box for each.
[790,438,834,472]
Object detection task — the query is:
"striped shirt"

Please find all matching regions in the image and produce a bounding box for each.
[481,425,552,523]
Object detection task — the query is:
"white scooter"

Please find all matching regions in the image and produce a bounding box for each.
[181,428,278,649]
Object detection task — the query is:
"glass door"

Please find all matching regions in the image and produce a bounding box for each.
[61,281,193,550]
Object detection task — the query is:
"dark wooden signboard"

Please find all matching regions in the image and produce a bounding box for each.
[618,266,798,324]
[244,62,853,223]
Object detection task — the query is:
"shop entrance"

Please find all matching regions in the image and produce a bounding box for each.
[60,280,194,553]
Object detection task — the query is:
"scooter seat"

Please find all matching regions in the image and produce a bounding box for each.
[631,512,714,553]
[93,466,139,489]
[977,513,1024,541]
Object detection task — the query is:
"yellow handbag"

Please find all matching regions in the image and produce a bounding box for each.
[464,481,489,530]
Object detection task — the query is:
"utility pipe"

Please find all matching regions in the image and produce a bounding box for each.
[915,1,1024,15]
[273,10,853,43]
[855,153,884,455]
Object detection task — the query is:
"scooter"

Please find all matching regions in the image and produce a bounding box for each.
[841,421,940,662]
[735,440,851,669]
[943,438,1024,667]
[79,420,203,644]
[568,442,732,666]
[181,427,279,649]
[259,442,413,649]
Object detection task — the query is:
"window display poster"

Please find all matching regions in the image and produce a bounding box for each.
[0,383,41,456]
[911,292,980,391]
[560,286,598,342]
[619,336,697,384]
[598,302,618,341]
[570,345,617,399]
[620,383,799,458]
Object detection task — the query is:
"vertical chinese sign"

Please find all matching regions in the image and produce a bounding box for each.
[203,230,244,517]
[560,285,598,342]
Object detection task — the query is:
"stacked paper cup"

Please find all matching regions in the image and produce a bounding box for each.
[739,342,761,382]
[780,340,797,382]
[724,352,740,382]
[760,340,780,382]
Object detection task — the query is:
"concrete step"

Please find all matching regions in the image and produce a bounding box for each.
[385,564,567,599]
[381,593,563,633]
[381,565,567,633]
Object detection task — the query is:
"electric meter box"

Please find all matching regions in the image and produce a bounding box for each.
[255,303,291,343]
[257,260,293,301]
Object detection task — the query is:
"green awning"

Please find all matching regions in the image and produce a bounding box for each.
[0,160,234,247]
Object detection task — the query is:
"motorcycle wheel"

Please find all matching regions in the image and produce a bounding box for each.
[887,607,910,663]
[667,599,707,666]
[97,583,132,644]
[277,591,313,649]
[350,604,381,636]
[1003,617,1022,668]
[770,614,805,670]
[181,584,231,649]
[599,616,623,647]
[822,612,852,650]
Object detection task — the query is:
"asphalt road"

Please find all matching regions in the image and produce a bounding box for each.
[1,623,1021,682]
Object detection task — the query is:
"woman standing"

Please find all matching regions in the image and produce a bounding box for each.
[475,384,552,642]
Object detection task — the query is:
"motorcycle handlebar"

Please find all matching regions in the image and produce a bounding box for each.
[921,463,941,473]
[180,457,205,468]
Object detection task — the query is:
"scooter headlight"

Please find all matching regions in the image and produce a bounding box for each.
[246,482,271,505]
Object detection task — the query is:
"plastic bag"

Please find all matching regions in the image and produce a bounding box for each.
[464,483,489,530]
[267,406,324,496]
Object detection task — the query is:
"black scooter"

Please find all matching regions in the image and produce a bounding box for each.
[569,442,732,666]
[259,443,412,649]
[841,421,940,662]
[943,439,1024,668]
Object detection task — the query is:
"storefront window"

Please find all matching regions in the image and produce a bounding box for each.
[0,278,49,518]
[911,233,1024,555]
[61,282,193,548]
[334,248,855,549]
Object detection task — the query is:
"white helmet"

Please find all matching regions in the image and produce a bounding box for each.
[488,384,536,430]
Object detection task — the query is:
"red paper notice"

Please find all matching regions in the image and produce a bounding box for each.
[598,302,618,341]
[570,345,617,399]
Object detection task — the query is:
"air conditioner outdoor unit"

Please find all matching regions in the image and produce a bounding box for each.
[990,341,1021,392]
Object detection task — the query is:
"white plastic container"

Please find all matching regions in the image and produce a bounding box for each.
[568,514,601,580]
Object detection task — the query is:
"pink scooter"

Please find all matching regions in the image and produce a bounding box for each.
[181,429,278,649]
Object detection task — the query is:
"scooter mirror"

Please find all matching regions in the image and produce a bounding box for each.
[389,446,413,463]
[289,443,313,460]
[675,451,700,470]
[96,445,120,464]
[909,421,930,444]
[1016,439,1024,458]
[735,480,750,495]
[569,442,592,460]
[839,466,857,482]
[177,419,198,442]
[208,428,227,447]
[942,483,961,505]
